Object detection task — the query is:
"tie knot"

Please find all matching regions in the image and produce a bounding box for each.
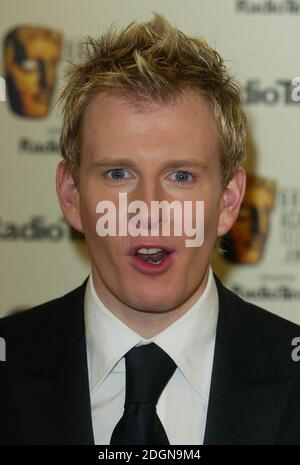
[124,342,176,406]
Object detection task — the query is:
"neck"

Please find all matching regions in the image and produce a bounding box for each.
[91,265,210,339]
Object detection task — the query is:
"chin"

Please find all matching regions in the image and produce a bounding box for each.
[125,287,178,312]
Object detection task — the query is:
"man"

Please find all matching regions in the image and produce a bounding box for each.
[0,13,299,445]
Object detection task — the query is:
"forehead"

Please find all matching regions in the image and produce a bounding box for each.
[80,89,220,166]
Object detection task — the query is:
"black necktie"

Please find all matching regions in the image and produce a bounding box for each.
[109,342,177,445]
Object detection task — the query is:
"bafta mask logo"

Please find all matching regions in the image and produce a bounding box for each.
[4,26,62,118]
[223,175,277,264]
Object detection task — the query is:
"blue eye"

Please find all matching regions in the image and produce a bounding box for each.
[171,171,194,183]
[106,168,130,180]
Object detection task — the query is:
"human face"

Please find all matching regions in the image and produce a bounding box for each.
[64,89,244,314]
[5,26,62,117]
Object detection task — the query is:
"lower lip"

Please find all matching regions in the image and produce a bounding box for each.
[128,252,175,276]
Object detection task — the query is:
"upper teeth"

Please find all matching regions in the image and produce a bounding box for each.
[137,248,163,255]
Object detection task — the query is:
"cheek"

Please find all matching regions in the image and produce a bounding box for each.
[181,227,213,265]
[80,200,95,227]
[79,191,100,240]
[79,192,125,260]
[177,242,211,291]
[203,199,221,238]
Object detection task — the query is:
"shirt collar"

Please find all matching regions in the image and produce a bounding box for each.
[84,266,219,401]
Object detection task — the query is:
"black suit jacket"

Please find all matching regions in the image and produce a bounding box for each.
[0,275,299,444]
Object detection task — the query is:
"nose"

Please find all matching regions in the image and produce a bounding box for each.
[130,179,167,234]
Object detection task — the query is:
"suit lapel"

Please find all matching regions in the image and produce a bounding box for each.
[203,339,292,444]
[8,280,95,444]
[204,275,293,445]
[6,274,295,444]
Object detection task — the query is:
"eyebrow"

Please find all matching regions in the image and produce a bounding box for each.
[87,157,211,172]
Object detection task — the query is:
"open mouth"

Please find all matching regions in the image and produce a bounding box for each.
[128,244,175,275]
[135,247,169,265]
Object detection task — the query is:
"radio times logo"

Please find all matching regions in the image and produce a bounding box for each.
[236,0,300,14]
[0,216,84,241]
[244,79,300,105]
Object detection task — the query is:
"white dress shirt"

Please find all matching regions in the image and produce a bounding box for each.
[84,266,219,445]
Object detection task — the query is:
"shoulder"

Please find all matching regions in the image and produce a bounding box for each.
[0,279,88,344]
[214,273,300,376]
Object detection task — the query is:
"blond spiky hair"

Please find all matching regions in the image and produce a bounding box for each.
[59,12,247,186]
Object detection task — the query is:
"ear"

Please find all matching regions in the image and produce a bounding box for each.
[217,167,247,237]
[56,160,83,232]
